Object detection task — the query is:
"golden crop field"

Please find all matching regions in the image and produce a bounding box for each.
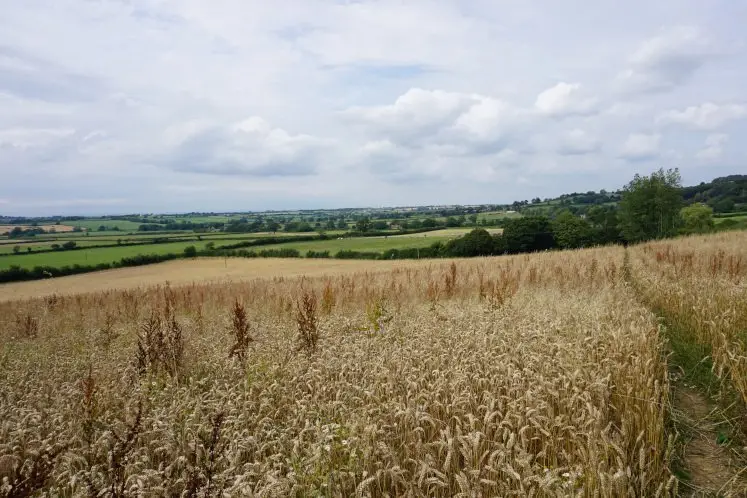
[1,232,746,496]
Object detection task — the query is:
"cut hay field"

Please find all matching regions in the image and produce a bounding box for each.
[0,224,77,234]
[1,232,745,496]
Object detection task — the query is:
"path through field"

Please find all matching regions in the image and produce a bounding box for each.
[674,386,746,496]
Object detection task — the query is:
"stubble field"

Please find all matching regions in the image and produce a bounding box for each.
[1,232,746,496]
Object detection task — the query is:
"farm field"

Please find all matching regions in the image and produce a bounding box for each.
[0,239,121,254]
[0,231,406,270]
[0,258,433,301]
[391,228,503,238]
[715,213,747,224]
[0,240,214,270]
[244,234,453,254]
[65,219,146,231]
[2,233,745,495]
[0,224,77,234]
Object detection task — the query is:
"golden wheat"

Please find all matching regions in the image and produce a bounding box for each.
[0,245,680,496]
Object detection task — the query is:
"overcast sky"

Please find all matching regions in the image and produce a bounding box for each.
[1,0,746,216]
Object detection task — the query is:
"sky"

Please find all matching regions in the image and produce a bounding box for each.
[1,0,746,216]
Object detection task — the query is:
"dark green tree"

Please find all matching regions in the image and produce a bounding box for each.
[618,168,682,242]
[183,245,197,258]
[444,228,496,257]
[552,211,594,249]
[355,217,371,232]
[586,205,621,245]
[502,216,555,253]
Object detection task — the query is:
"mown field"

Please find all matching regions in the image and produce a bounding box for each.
[1,232,745,495]
[0,230,453,270]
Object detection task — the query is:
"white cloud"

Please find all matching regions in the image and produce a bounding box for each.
[344,88,527,156]
[657,102,746,129]
[557,129,600,155]
[1,1,747,214]
[534,83,597,117]
[620,133,661,160]
[342,88,472,142]
[617,26,716,94]
[696,133,728,160]
[162,117,328,176]
[0,127,75,148]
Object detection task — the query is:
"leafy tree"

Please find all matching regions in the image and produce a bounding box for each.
[468,214,478,225]
[444,228,497,257]
[445,217,461,227]
[712,198,735,214]
[355,218,371,232]
[552,211,594,249]
[337,219,348,230]
[183,245,197,258]
[618,168,682,242]
[61,241,77,250]
[13,245,20,254]
[372,220,389,230]
[680,203,714,234]
[422,218,438,228]
[502,216,555,253]
[586,205,621,245]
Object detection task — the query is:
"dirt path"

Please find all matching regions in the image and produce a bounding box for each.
[673,385,747,496]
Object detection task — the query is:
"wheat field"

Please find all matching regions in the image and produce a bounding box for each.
[2,233,746,496]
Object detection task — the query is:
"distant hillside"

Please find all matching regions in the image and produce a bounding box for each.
[521,174,747,217]
[682,175,747,213]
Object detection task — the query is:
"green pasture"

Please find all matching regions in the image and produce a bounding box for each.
[0,241,213,270]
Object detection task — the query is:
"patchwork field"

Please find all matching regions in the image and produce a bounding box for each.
[0,232,745,495]
[0,224,77,234]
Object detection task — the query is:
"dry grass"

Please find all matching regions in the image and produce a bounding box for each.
[630,232,747,405]
[0,257,438,302]
[0,246,681,496]
[629,231,747,496]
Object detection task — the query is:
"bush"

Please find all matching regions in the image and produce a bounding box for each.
[258,248,300,258]
[335,250,380,260]
[183,246,198,258]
